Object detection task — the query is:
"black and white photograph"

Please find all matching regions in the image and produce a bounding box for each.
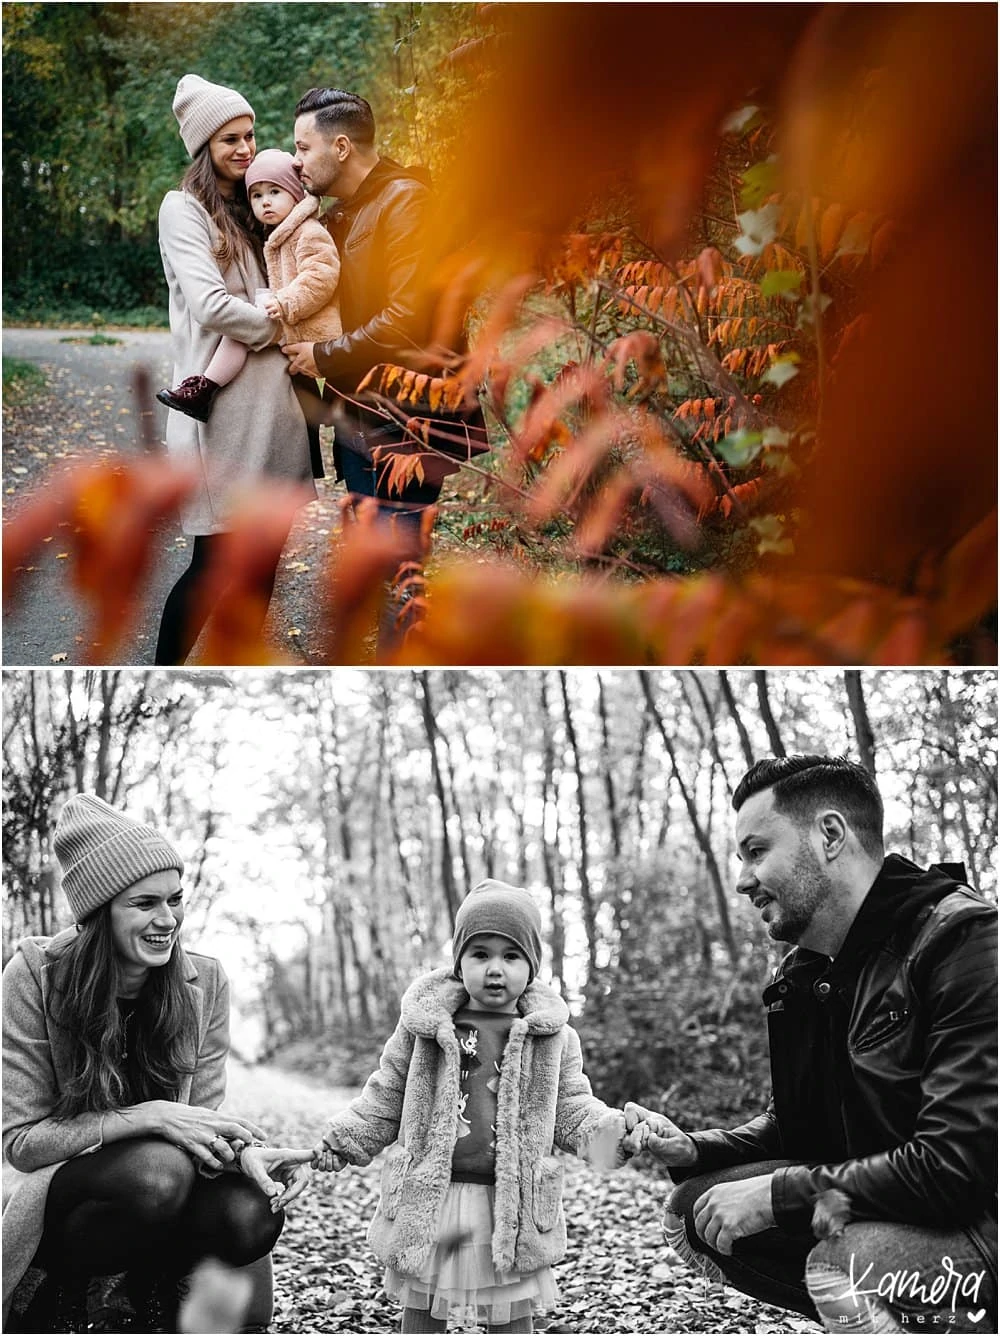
[2,668,996,1334]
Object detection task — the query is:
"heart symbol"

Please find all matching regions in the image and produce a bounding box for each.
[968,1310,985,1323]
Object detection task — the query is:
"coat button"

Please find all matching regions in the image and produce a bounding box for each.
[815,981,831,997]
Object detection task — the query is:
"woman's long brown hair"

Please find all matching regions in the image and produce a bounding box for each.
[48,910,196,1117]
[181,145,263,271]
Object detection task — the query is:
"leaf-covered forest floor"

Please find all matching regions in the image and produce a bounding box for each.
[225,1063,821,1335]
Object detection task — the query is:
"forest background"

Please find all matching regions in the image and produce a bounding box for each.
[3,2,996,667]
[4,667,996,1130]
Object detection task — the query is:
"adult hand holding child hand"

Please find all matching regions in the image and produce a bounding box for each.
[623,1101,699,1167]
[311,1139,349,1173]
[238,1145,314,1213]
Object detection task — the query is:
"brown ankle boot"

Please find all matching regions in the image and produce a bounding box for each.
[156,376,221,423]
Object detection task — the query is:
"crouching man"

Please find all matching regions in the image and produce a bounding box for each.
[629,755,997,1334]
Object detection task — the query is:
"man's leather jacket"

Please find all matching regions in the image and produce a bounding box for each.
[683,855,997,1269]
[313,157,432,399]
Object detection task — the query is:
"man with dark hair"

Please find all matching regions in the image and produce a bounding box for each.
[283,88,476,535]
[629,754,997,1333]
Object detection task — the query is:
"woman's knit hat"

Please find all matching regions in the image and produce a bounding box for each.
[54,793,184,923]
[452,879,543,982]
[172,73,255,157]
[245,149,306,203]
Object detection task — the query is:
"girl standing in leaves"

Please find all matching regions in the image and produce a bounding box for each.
[155,75,316,665]
[309,880,632,1334]
[2,793,312,1334]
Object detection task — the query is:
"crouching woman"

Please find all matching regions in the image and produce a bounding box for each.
[2,793,310,1333]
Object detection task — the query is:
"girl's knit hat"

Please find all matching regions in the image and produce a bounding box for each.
[172,74,255,157]
[245,149,306,203]
[54,793,184,922]
[452,879,543,982]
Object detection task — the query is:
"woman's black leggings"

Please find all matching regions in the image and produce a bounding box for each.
[39,1137,282,1281]
[154,532,284,665]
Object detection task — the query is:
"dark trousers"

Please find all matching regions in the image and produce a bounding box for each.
[666,1160,998,1333]
[14,1137,280,1332]
[339,442,444,534]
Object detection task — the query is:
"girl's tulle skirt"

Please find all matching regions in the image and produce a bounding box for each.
[384,1181,560,1327]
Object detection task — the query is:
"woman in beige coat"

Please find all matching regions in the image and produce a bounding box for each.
[158,148,341,424]
[154,75,316,665]
[2,794,311,1333]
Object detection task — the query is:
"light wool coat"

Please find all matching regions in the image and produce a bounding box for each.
[322,968,625,1278]
[158,190,315,534]
[264,195,342,345]
[1,930,230,1318]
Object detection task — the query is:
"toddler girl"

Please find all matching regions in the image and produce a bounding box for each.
[310,880,630,1333]
[158,148,341,422]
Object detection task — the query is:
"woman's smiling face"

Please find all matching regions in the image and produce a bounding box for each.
[209,115,256,193]
[109,870,184,980]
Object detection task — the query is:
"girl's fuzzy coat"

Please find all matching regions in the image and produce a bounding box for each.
[322,968,625,1279]
[263,195,342,345]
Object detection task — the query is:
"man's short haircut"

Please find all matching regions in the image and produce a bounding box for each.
[733,754,885,859]
[294,88,375,148]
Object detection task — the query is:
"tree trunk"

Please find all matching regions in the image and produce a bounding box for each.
[718,670,755,768]
[938,676,980,889]
[596,675,622,861]
[418,672,459,923]
[539,675,566,990]
[639,673,739,968]
[558,671,598,981]
[754,670,786,757]
[844,670,877,774]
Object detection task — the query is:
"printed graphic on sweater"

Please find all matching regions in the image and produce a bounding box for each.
[451,1008,514,1180]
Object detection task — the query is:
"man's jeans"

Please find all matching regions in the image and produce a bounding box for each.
[339,438,443,535]
[665,1161,997,1334]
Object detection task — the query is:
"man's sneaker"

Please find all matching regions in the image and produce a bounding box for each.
[156,375,220,423]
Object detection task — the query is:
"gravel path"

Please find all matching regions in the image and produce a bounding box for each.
[3,327,491,667]
[3,328,349,666]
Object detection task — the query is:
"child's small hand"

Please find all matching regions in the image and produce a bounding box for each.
[263,297,282,320]
[623,1101,698,1167]
[621,1120,650,1158]
[311,1140,348,1172]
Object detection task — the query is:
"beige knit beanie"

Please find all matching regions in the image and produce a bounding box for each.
[452,879,543,982]
[172,73,255,157]
[54,793,184,922]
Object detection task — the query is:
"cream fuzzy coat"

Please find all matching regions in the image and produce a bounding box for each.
[1,930,230,1318]
[158,190,315,534]
[263,195,342,345]
[322,968,626,1278]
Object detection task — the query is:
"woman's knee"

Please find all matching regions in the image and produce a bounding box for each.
[192,1177,283,1266]
[105,1138,196,1221]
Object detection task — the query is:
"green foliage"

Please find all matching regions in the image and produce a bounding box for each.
[1,3,408,318]
[2,356,47,406]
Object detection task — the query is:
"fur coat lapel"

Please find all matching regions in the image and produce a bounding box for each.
[263,194,320,258]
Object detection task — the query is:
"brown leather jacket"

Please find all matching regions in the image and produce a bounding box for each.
[681,856,998,1270]
[313,157,432,399]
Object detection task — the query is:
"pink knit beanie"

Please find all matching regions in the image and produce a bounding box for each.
[244,149,306,203]
[452,879,543,982]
